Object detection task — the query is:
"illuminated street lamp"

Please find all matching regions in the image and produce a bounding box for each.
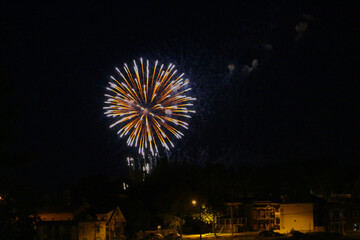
[192,200,202,240]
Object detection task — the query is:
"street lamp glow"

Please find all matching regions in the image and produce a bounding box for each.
[191,199,202,240]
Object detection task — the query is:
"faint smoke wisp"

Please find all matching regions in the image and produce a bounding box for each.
[295,22,308,33]
[242,59,258,74]
[295,14,313,40]
[228,64,236,74]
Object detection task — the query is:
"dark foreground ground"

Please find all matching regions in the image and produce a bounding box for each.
[180,232,360,240]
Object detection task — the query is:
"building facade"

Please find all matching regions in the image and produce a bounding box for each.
[36,212,78,240]
[219,201,281,232]
[78,207,126,240]
[244,201,281,231]
[278,203,314,234]
[311,192,360,235]
[35,207,126,240]
[219,202,247,233]
[326,198,360,235]
[220,201,315,233]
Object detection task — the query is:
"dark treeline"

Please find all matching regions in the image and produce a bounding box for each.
[1,158,360,239]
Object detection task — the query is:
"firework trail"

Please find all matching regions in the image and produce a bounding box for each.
[104,58,196,156]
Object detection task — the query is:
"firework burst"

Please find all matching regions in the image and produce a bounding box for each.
[104,58,196,156]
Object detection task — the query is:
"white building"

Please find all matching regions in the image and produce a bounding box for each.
[278,203,314,234]
[78,207,126,240]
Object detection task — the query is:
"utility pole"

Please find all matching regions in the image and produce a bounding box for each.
[230,188,234,235]
[192,200,202,240]
[199,204,202,240]
[230,203,234,235]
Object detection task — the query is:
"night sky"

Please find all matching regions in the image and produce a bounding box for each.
[1,1,359,189]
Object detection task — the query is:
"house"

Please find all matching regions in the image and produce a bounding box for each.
[36,211,78,240]
[218,202,247,233]
[244,201,281,231]
[310,191,360,235]
[78,207,126,240]
[35,206,126,240]
[219,201,280,232]
[220,201,315,233]
[326,194,360,235]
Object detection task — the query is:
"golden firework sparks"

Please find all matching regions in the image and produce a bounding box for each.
[104,58,196,156]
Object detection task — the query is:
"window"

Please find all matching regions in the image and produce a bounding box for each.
[43,226,48,236]
[54,226,59,238]
[80,224,85,234]
[332,210,340,220]
[252,210,257,219]
[95,224,100,233]
[275,218,280,224]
